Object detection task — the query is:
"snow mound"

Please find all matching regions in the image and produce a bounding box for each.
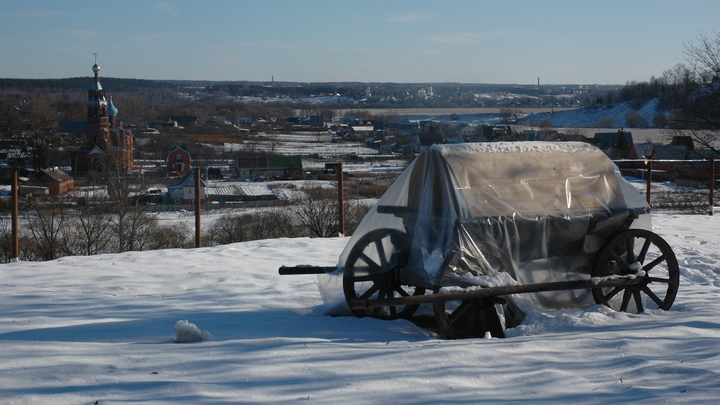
[173,320,213,343]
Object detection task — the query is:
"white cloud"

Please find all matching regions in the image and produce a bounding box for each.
[154,1,179,16]
[64,29,102,41]
[425,32,505,45]
[386,11,432,23]
[126,32,179,43]
[2,9,74,17]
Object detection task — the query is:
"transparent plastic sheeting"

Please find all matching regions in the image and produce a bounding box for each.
[319,142,651,313]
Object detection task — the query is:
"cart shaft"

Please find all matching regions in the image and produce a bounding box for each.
[350,277,644,309]
[278,266,336,275]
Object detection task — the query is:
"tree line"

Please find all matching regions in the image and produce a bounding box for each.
[0,187,373,263]
[615,32,720,152]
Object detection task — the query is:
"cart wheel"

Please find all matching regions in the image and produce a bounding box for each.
[433,242,514,339]
[343,228,426,319]
[592,229,679,313]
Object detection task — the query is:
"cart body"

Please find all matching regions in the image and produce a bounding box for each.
[325,142,651,310]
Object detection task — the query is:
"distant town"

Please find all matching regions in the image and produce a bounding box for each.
[0,59,717,262]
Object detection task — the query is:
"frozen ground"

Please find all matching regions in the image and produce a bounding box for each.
[0,213,719,404]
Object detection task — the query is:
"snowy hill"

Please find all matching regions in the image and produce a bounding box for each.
[1,213,719,404]
[523,99,660,129]
[389,100,669,142]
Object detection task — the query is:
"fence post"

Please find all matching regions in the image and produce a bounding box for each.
[337,162,345,237]
[711,157,716,216]
[645,157,653,207]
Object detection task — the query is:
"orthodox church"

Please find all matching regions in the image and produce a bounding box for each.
[71,61,134,173]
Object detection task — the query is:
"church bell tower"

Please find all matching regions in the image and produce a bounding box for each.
[86,59,110,148]
[72,55,134,174]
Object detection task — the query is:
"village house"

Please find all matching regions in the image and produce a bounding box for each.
[452,123,476,138]
[387,121,420,136]
[632,140,692,182]
[593,130,634,150]
[412,132,445,153]
[206,116,228,125]
[171,116,199,127]
[166,146,192,177]
[234,152,303,180]
[614,136,718,186]
[17,168,74,197]
[166,169,209,205]
[36,168,75,196]
[148,119,178,129]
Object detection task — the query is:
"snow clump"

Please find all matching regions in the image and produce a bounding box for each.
[173,320,213,343]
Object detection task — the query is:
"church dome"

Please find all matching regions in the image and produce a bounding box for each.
[108,96,119,116]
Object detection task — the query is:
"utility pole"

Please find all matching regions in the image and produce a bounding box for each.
[11,169,19,261]
[645,157,653,207]
[337,163,345,237]
[710,157,715,216]
[195,169,201,248]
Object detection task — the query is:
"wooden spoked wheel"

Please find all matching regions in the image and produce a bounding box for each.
[343,229,426,319]
[592,229,679,313]
[433,242,514,339]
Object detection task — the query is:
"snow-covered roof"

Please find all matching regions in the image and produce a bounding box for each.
[168,169,206,189]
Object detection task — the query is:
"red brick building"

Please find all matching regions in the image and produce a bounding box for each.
[71,62,134,174]
[166,146,192,177]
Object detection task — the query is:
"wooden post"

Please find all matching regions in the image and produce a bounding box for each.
[710,157,716,216]
[11,169,19,262]
[645,157,653,207]
[195,168,201,248]
[337,162,345,237]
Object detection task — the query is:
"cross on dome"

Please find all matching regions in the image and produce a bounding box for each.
[92,53,100,74]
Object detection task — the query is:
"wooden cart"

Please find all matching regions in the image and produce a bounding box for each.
[280,142,679,339]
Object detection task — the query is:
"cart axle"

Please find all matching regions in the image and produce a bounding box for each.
[350,277,645,310]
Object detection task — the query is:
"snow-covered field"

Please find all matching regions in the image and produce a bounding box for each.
[1,213,719,404]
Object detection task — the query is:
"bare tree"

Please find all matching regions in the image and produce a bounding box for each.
[249,208,299,240]
[63,193,114,256]
[343,199,373,236]
[293,187,340,237]
[24,199,70,261]
[203,208,300,246]
[116,94,152,126]
[148,222,194,249]
[88,150,156,253]
[625,110,649,128]
[670,31,720,152]
[537,119,556,140]
[116,208,156,252]
[0,217,15,263]
[499,107,522,124]
[27,95,60,171]
[594,116,616,128]
[204,214,249,245]
[562,127,588,140]
[0,218,33,263]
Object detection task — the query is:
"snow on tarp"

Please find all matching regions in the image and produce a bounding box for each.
[320,142,651,312]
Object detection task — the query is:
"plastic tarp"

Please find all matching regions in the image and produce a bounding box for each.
[319,142,650,312]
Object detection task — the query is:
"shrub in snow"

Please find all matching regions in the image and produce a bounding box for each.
[174,320,213,343]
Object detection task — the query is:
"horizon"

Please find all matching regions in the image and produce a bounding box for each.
[1,1,718,85]
[0,75,623,87]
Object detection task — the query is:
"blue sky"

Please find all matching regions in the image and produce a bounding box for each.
[1,0,717,84]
